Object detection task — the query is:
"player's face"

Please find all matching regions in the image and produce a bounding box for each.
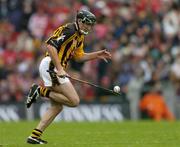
[78,20,94,35]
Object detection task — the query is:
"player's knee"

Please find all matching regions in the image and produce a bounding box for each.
[70,97,80,107]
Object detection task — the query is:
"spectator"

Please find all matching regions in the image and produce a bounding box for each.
[127,65,144,120]
[139,88,175,121]
[163,2,180,39]
[28,2,49,39]
[170,52,180,95]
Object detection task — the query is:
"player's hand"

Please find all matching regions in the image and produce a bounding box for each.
[56,69,68,78]
[97,49,112,63]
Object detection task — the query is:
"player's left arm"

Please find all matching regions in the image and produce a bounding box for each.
[81,50,112,62]
[73,37,111,62]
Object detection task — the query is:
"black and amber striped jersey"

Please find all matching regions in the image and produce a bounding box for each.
[45,23,85,68]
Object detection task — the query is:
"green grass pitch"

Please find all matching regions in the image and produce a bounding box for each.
[0,121,180,147]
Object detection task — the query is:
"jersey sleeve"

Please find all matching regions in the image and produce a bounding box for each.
[46,25,76,50]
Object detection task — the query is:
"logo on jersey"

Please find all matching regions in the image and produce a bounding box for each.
[57,33,66,42]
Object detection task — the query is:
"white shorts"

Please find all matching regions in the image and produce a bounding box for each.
[39,56,70,87]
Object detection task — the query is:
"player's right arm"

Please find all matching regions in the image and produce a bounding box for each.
[46,44,65,75]
[46,24,75,75]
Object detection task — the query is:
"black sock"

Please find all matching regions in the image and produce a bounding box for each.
[39,86,51,97]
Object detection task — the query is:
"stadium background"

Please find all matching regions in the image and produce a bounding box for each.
[0,0,179,121]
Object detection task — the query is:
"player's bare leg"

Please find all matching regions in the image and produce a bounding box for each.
[26,81,79,108]
[27,100,63,144]
[26,81,80,144]
[36,100,63,131]
[49,82,80,107]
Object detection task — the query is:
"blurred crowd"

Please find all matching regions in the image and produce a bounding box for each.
[0,0,180,119]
